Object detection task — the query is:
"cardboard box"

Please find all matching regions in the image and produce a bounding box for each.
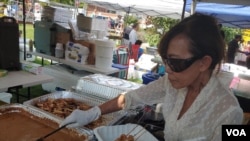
[21,61,42,75]
[56,32,72,45]
[74,40,96,65]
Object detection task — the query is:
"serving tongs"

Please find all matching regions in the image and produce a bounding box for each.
[126,105,153,140]
[36,122,75,141]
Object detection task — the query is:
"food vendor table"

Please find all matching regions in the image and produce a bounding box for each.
[0,70,54,103]
[27,51,121,75]
[222,63,250,112]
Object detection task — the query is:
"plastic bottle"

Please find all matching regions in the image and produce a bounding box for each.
[55,43,64,58]
[29,39,33,52]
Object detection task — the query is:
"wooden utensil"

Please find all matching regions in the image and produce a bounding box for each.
[36,122,75,141]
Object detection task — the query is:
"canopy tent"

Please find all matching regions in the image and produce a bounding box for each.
[185,0,250,28]
[194,0,250,6]
[81,0,190,19]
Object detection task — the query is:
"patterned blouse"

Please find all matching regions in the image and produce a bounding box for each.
[124,72,243,141]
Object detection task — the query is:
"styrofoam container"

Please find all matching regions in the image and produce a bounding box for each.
[93,123,158,141]
[0,93,12,103]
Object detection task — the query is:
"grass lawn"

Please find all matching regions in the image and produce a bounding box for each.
[19,23,34,40]
[11,85,49,104]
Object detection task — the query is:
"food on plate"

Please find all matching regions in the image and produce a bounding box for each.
[0,107,86,141]
[35,98,105,129]
[114,134,134,141]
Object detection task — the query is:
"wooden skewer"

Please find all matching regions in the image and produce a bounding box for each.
[126,105,152,139]
[134,128,146,141]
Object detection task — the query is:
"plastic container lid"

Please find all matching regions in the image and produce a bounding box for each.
[94,39,115,48]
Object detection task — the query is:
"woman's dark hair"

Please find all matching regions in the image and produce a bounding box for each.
[135,40,142,45]
[132,23,139,29]
[235,34,242,40]
[158,13,225,73]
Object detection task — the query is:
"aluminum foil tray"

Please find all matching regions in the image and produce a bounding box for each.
[23,91,127,126]
[75,74,143,100]
[0,103,93,141]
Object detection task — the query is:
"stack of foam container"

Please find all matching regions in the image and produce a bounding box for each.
[74,74,143,101]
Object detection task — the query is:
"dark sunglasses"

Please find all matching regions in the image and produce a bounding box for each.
[163,57,199,72]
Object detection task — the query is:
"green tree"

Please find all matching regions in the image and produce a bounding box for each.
[50,0,75,5]
[144,17,179,47]
[223,27,242,43]
[151,17,180,36]
[3,0,8,4]
[123,14,138,27]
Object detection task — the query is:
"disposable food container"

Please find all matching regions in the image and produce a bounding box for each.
[23,91,126,126]
[93,123,158,141]
[0,103,93,141]
[75,74,143,100]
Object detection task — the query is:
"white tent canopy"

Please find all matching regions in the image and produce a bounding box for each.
[81,0,190,19]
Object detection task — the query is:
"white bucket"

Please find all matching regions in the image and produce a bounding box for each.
[95,56,113,69]
[95,39,115,69]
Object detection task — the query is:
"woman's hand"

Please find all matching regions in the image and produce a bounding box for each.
[59,106,101,128]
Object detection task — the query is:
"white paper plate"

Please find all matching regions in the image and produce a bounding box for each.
[94,123,158,141]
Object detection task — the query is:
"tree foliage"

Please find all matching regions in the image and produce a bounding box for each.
[222,27,242,43]
[144,17,179,47]
[2,0,9,4]
[50,0,75,6]
[151,17,180,36]
[123,14,138,27]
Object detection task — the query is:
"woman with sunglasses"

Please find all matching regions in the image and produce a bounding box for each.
[60,13,243,140]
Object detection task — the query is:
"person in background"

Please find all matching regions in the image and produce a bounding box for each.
[91,9,96,18]
[135,39,144,60]
[108,17,115,29]
[218,23,225,39]
[114,15,123,35]
[115,15,123,28]
[226,34,248,63]
[60,13,243,141]
[121,25,132,46]
[129,22,140,45]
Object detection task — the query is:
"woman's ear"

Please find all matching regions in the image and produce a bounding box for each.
[199,55,212,71]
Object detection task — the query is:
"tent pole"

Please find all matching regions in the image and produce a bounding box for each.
[124,6,131,26]
[181,0,187,20]
[191,0,197,15]
[22,0,26,61]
